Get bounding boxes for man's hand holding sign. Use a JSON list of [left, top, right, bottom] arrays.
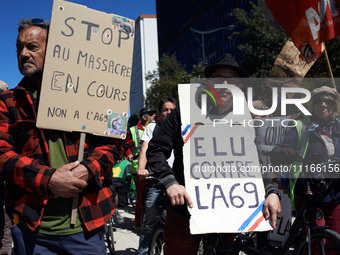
[[166, 183, 194, 208], [36, 0, 134, 224], [48, 161, 88, 198], [0, 0, 133, 252], [147, 54, 281, 254]]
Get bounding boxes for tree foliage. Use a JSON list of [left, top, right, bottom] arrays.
[[127, 113, 139, 128], [144, 2, 294, 108], [230, 2, 288, 78], [306, 37, 340, 80], [228, 2, 288, 104], [145, 53, 186, 109], [144, 53, 204, 110]]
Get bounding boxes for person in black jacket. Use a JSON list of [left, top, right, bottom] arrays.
[[272, 86, 340, 238], [137, 97, 176, 255], [147, 54, 281, 254]]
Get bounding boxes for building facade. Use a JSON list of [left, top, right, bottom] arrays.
[[130, 15, 159, 116], [155, 0, 257, 72]]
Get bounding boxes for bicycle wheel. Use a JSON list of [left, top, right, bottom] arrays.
[[149, 226, 165, 255], [293, 228, 340, 255], [198, 238, 204, 255], [106, 218, 116, 255]]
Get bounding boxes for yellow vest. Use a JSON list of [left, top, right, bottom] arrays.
[[129, 125, 144, 173]]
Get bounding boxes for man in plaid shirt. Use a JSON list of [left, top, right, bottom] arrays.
[[0, 19, 124, 254]]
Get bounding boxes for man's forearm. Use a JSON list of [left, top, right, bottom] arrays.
[[137, 142, 148, 171]]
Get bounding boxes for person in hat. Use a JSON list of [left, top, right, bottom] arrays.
[[271, 86, 340, 245], [203, 53, 249, 117], [147, 54, 281, 254], [124, 107, 156, 171], [125, 107, 156, 162], [124, 107, 156, 230]]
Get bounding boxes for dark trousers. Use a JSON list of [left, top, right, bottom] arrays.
[[0, 181, 12, 255], [11, 224, 106, 255], [0, 207, 12, 255], [163, 208, 237, 255], [163, 208, 206, 255], [134, 177, 146, 227]]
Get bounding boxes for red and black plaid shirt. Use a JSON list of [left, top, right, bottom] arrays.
[[0, 78, 124, 231]]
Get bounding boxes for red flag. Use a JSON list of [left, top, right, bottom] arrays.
[[264, 0, 340, 63]]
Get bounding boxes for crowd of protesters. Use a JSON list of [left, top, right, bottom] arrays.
[[1, 16, 340, 255]]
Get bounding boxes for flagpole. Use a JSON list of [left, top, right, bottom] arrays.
[[322, 42, 336, 90]]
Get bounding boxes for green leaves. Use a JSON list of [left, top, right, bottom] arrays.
[[229, 2, 288, 104], [230, 2, 287, 78], [144, 53, 204, 110]]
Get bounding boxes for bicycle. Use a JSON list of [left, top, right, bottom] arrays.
[[139, 176, 166, 255], [111, 159, 137, 208], [103, 214, 116, 255], [204, 154, 340, 255], [148, 213, 166, 255], [143, 176, 204, 255], [125, 163, 137, 208]]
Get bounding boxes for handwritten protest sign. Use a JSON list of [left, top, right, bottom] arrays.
[[179, 83, 272, 234], [255, 117, 291, 241], [37, 0, 134, 139], [269, 39, 319, 79]]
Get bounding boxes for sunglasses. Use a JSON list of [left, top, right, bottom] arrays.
[[18, 18, 49, 32], [314, 99, 336, 106], [211, 76, 241, 86]]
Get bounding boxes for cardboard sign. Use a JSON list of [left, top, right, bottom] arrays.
[[37, 0, 134, 139], [255, 117, 292, 241], [269, 39, 319, 79], [178, 83, 272, 234]]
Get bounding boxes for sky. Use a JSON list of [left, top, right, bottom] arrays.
[[0, 0, 156, 89]]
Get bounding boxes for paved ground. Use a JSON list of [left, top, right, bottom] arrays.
[[107, 204, 139, 255]]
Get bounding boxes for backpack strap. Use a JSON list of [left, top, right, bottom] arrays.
[[130, 125, 142, 151], [289, 116, 311, 210], [296, 115, 311, 157]]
